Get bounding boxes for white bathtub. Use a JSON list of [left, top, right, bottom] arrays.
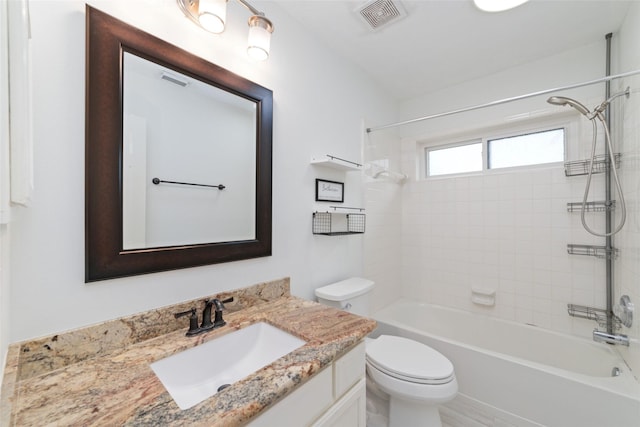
[[372, 299, 640, 427]]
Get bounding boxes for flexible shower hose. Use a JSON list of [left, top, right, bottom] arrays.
[[580, 111, 626, 237]]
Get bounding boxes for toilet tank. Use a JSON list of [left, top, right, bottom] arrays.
[[315, 277, 375, 316]]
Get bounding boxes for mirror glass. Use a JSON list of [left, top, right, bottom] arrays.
[[85, 6, 272, 281], [122, 53, 257, 249]]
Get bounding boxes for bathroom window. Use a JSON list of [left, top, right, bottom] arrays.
[[488, 128, 564, 169], [426, 141, 482, 177], [425, 124, 566, 178]]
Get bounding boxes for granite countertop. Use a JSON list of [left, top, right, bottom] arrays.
[[1, 279, 377, 426]]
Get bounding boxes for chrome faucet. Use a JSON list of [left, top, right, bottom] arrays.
[[591, 295, 633, 346], [593, 329, 629, 346]]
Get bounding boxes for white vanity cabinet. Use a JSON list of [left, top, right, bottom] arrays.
[[247, 341, 366, 427]]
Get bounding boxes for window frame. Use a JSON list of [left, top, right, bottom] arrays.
[[486, 127, 566, 171], [421, 118, 570, 179]]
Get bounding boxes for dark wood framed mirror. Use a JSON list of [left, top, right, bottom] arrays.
[[85, 6, 272, 282]]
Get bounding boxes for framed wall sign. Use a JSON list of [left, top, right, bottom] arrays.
[[315, 179, 344, 202]]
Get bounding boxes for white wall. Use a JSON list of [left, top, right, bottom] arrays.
[[5, 0, 396, 343], [0, 0, 10, 374]]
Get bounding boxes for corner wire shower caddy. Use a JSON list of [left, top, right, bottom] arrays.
[[565, 155, 621, 259], [562, 33, 633, 337], [564, 154, 621, 257]]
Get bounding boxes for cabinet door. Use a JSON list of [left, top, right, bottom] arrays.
[[334, 342, 365, 398], [312, 378, 366, 427], [247, 367, 333, 427]]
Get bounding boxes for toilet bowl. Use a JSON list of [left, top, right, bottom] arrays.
[[366, 335, 458, 426], [315, 278, 458, 427]]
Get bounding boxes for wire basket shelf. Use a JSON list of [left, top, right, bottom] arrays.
[[566, 200, 615, 213], [564, 153, 621, 177], [567, 244, 618, 259], [567, 303, 621, 330], [312, 212, 365, 235]]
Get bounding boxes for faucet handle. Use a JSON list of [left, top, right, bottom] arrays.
[[212, 297, 234, 327], [175, 308, 200, 336], [213, 296, 234, 311]]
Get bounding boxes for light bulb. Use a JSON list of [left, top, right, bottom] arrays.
[[473, 0, 530, 12], [247, 15, 273, 61], [198, 0, 227, 33]]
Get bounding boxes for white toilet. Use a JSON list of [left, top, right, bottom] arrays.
[[315, 278, 458, 427]]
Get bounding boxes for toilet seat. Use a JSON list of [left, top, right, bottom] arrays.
[[366, 335, 455, 385]]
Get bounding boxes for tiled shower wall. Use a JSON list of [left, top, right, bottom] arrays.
[[615, 73, 640, 371], [614, 1, 640, 371], [398, 158, 610, 339], [363, 109, 625, 342], [363, 129, 404, 313], [391, 32, 640, 348]]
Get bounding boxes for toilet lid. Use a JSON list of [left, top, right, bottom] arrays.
[[366, 335, 454, 384]]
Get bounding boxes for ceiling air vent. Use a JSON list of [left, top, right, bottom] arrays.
[[356, 0, 407, 30]]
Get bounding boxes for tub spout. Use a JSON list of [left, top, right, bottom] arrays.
[[593, 329, 629, 346]]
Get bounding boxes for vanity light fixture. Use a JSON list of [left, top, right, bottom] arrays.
[[198, 0, 227, 33], [177, 0, 274, 61], [473, 0, 530, 12]]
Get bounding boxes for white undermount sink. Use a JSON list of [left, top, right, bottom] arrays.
[[150, 322, 307, 410]]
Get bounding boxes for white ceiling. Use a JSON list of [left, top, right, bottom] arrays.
[[275, 0, 633, 101]]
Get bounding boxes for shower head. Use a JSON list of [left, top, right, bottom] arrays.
[[546, 96, 591, 116]]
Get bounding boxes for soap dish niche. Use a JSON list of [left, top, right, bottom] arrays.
[[471, 287, 496, 306]]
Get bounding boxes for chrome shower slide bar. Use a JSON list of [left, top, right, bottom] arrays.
[[366, 68, 640, 133], [152, 177, 226, 190]]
